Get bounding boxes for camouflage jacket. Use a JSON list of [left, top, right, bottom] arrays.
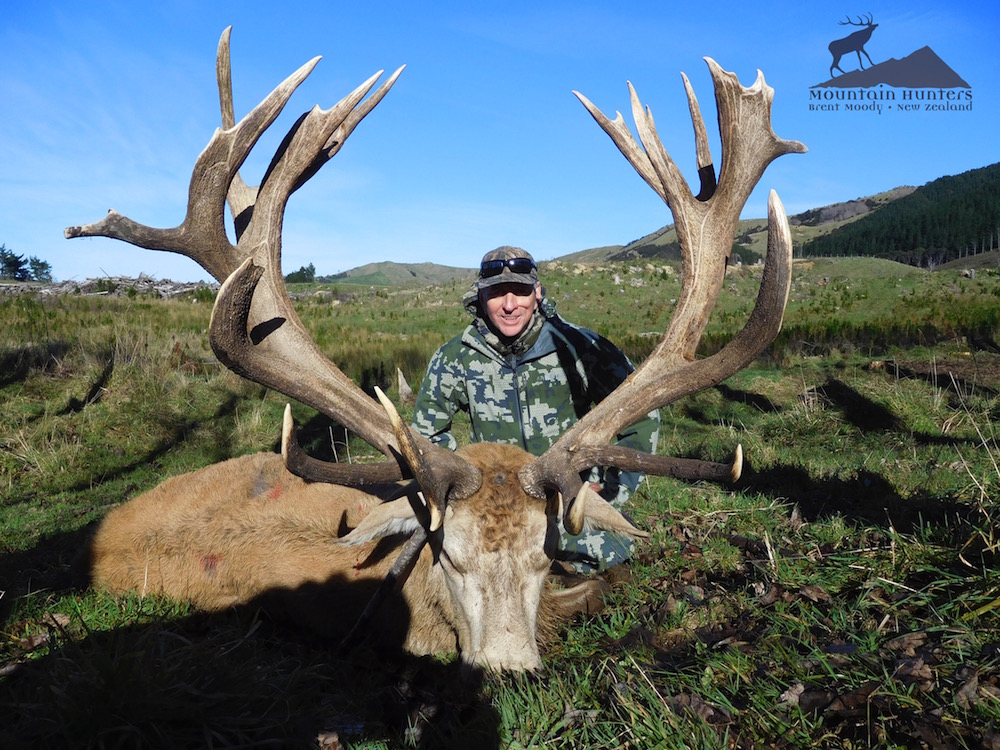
[[412, 300, 660, 501]]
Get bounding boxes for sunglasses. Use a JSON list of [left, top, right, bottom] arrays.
[[479, 257, 537, 279]]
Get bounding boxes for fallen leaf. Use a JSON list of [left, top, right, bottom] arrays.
[[892, 657, 934, 692], [798, 689, 836, 713], [679, 569, 701, 584], [885, 631, 928, 657], [562, 703, 599, 726], [789, 505, 805, 531], [682, 542, 703, 558], [825, 682, 878, 717], [19, 633, 49, 651], [799, 584, 830, 603], [758, 583, 787, 606], [955, 673, 979, 709], [42, 613, 71, 629], [667, 693, 732, 725]]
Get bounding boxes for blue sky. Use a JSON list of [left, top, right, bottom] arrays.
[[2, 1, 996, 282]]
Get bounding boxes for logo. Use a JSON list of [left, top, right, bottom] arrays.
[[809, 14, 971, 114], [828, 14, 879, 78]]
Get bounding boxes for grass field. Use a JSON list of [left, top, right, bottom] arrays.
[[2, 256, 1000, 748]]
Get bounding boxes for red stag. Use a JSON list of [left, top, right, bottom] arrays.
[[67, 29, 805, 672]]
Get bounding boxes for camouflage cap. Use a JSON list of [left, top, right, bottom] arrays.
[[476, 246, 538, 289]]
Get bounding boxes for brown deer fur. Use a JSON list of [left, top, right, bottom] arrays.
[[89, 442, 631, 670]]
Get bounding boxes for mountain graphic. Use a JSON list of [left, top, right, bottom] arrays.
[[812, 46, 970, 89]]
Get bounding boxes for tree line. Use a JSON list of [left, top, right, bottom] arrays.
[[801, 162, 1000, 268], [1, 244, 53, 281]]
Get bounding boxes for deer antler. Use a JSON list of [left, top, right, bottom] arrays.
[[65, 42, 319, 282], [521, 59, 806, 528], [65, 28, 479, 524], [839, 14, 874, 26]]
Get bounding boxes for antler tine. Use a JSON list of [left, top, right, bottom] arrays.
[[681, 72, 717, 201], [216, 26, 256, 235], [216, 23, 406, 235], [206, 65, 448, 460], [707, 60, 806, 206], [280, 404, 406, 487], [322, 66, 406, 164], [65, 39, 319, 283], [523, 61, 804, 521], [557, 187, 793, 447]]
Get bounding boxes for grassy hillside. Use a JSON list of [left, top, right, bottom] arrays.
[[325, 260, 476, 288], [801, 162, 1000, 266], [555, 166, 998, 271], [3, 257, 1000, 748], [547, 187, 918, 267]]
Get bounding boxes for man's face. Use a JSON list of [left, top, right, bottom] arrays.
[[480, 282, 541, 339]]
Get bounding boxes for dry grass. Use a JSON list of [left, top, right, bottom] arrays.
[[3, 260, 1000, 747]]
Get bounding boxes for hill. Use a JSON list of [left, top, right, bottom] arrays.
[[324, 163, 999, 284], [799, 162, 1000, 266], [562, 163, 999, 270], [564, 186, 917, 266], [324, 261, 476, 287]]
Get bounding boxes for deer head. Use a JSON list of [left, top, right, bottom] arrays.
[[66, 31, 805, 668]]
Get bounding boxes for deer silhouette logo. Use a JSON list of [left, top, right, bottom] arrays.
[[829, 14, 878, 77]]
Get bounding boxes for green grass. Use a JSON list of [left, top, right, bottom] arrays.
[[3, 258, 1000, 748]]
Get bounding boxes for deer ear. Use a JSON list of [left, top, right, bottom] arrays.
[[545, 578, 610, 617], [336, 497, 422, 546], [578, 492, 650, 540]]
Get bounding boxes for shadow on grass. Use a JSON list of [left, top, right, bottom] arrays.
[[283, 411, 351, 462], [714, 383, 781, 413], [0, 525, 95, 625], [814, 378, 902, 432], [739, 462, 975, 534], [0, 342, 70, 389], [1, 600, 502, 748], [3, 522, 503, 748], [888, 355, 1000, 396], [59, 357, 114, 415]]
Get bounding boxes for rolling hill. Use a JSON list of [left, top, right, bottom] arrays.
[[322, 261, 476, 288], [327, 162, 999, 285]]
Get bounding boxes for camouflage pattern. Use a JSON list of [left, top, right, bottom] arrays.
[[413, 294, 660, 572]]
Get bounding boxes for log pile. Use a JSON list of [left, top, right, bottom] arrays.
[[0, 274, 218, 299]]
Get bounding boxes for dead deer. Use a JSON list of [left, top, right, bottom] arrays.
[[829, 14, 878, 77], [66, 28, 805, 672]]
